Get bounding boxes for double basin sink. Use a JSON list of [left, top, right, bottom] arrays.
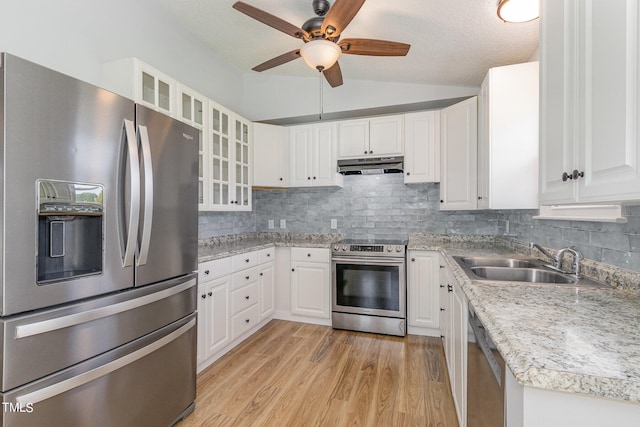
[[453, 256, 610, 288]]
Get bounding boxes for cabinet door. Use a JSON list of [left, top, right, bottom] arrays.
[[369, 115, 404, 157], [539, 0, 579, 205], [234, 115, 252, 208], [577, 0, 640, 203], [451, 282, 468, 427], [440, 97, 478, 211], [337, 119, 369, 158], [404, 111, 440, 183], [259, 262, 275, 320], [408, 251, 440, 329], [312, 122, 337, 185], [139, 62, 175, 116], [291, 261, 330, 318], [253, 123, 288, 187], [477, 77, 490, 209], [178, 85, 208, 210], [209, 104, 232, 208], [290, 125, 313, 187], [203, 277, 231, 358]]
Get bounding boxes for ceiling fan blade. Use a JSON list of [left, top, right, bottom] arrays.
[[323, 62, 343, 88], [321, 0, 366, 38], [233, 2, 310, 40], [252, 49, 301, 72], [339, 38, 411, 56]]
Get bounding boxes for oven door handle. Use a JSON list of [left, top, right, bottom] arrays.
[[332, 256, 405, 265]]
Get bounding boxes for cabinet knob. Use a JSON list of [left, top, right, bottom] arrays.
[[245, 275, 250, 280], [439, 265, 444, 269], [313, 176, 316, 180], [562, 172, 572, 182], [245, 259, 250, 263], [307, 177, 311, 180], [406, 172, 411, 176], [440, 335, 445, 339], [267, 253, 271, 257], [572, 169, 584, 180], [447, 284, 453, 293], [440, 200, 444, 203], [245, 295, 250, 300], [364, 151, 368, 154], [307, 253, 311, 257], [291, 268, 295, 272], [478, 196, 483, 200], [245, 319, 250, 323], [204, 270, 210, 275], [439, 284, 445, 288], [201, 294, 206, 299], [279, 177, 283, 181], [411, 258, 415, 262], [370, 150, 373, 154], [260, 272, 264, 276], [440, 308, 445, 312], [208, 291, 212, 296]]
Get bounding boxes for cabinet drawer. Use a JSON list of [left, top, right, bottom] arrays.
[[231, 304, 260, 339], [231, 266, 260, 290], [258, 247, 275, 264], [231, 251, 258, 272], [291, 247, 330, 263], [231, 283, 259, 315], [198, 257, 232, 282]]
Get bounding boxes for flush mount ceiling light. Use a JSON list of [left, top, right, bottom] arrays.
[[497, 0, 540, 23], [300, 39, 342, 71]]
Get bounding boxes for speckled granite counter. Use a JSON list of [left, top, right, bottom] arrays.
[[409, 233, 640, 404], [198, 232, 344, 262]]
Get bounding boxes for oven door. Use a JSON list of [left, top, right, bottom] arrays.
[[332, 256, 406, 318]]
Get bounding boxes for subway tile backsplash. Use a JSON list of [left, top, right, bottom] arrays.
[[198, 174, 640, 273]]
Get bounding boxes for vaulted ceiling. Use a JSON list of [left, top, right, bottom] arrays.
[[157, 0, 539, 88]]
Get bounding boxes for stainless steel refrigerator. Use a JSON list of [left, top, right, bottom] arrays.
[[0, 53, 199, 426]]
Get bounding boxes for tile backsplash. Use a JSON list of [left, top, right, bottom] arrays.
[[198, 174, 640, 272]]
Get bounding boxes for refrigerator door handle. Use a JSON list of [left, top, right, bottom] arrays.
[[137, 125, 154, 266], [15, 318, 196, 405], [122, 119, 140, 267]]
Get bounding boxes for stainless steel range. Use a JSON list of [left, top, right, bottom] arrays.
[[331, 240, 407, 336]]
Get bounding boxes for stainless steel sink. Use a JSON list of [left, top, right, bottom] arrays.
[[469, 266, 576, 284], [452, 255, 610, 287], [458, 256, 540, 269]]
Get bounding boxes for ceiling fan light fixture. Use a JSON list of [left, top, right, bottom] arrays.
[[497, 0, 539, 23], [300, 39, 341, 71]]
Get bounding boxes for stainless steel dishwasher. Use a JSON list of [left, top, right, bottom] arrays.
[[467, 304, 505, 427]]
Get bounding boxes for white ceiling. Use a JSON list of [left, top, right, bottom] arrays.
[[157, 0, 539, 87]]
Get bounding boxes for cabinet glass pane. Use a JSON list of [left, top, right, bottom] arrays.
[[142, 72, 155, 105], [222, 138, 229, 158], [236, 164, 241, 184], [198, 156, 203, 178], [182, 93, 192, 121], [198, 130, 203, 151], [194, 100, 203, 125], [222, 160, 229, 181], [242, 145, 249, 165], [212, 108, 220, 132], [212, 134, 220, 156], [213, 159, 220, 180], [243, 186, 249, 205], [158, 80, 171, 111], [222, 114, 228, 135], [213, 183, 220, 204], [236, 186, 241, 206], [236, 142, 242, 161], [242, 123, 249, 143], [243, 166, 248, 184], [198, 181, 203, 204], [236, 120, 241, 139], [222, 184, 229, 204]]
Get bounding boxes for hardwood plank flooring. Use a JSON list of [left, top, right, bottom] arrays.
[[177, 320, 459, 427]]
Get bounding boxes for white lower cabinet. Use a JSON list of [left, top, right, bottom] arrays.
[[407, 251, 440, 333], [440, 258, 468, 427], [197, 246, 275, 371], [290, 248, 331, 319]]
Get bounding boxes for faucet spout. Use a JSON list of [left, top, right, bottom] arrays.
[[529, 242, 557, 264], [556, 246, 584, 278]]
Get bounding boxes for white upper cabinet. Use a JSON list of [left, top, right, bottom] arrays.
[[540, 0, 640, 204], [337, 116, 404, 159], [289, 123, 343, 188], [477, 62, 539, 209], [404, 111, 441, 183], [253, 123, 289, 188], [440, 97, 478, 211], [177, 84, 207, 209], [101, 58, 176, 117]]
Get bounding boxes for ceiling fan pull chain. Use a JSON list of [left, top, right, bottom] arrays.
[[319, 70, 323, 120]]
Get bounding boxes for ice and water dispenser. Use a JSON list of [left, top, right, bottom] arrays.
[[37, 180, 104, 283]]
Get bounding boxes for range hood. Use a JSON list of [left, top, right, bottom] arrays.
[[337, 156, 404, 175]]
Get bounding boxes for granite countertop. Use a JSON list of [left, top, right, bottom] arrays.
[[198, 232, 344, 262], [409, 234, 640, 404]]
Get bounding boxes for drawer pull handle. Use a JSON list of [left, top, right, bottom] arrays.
[[245, 319, 250, 323], [245, 275, 250, 280], [245, 296, 250, 300], [201, 294, 206, 299], [307, 253, 311, 257], [204, 270, 210, 275], [267, 253, 271, 257], [260, 272, 264, 276], [208, 291, 212, 296], [245, 259, 250, 263]]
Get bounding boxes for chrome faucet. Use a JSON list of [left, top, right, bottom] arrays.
[[529, 242, 557, 264], [556, 246, 584, 278]]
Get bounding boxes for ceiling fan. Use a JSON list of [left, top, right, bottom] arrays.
[[232, 0, 411, 88]]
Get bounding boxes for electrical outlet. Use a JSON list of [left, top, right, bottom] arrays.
[[280, 219, 286, 229], [330, 219, 337, 229], [268, 220, 274, 229]]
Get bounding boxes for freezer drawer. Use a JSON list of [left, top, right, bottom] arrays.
[[0, 313, 196, 427], [1, 274, 196, 392]]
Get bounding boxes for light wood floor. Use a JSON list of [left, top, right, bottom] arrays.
[[177, 320, 459, 427]]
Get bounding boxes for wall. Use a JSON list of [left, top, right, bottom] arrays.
[[0, 0, 245, 112]]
